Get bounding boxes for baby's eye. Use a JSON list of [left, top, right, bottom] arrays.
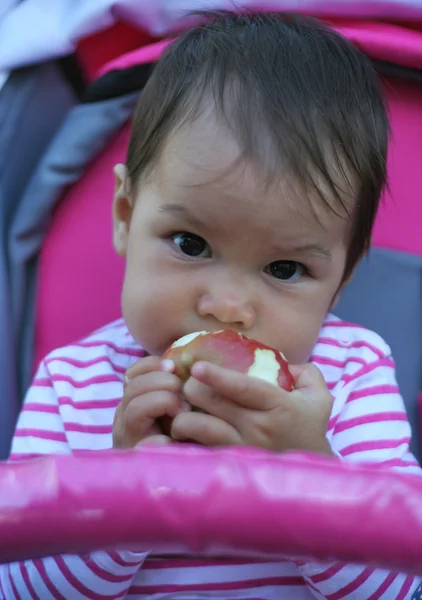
[[171, 232, 211, 258], [265, 260, 306, 281]]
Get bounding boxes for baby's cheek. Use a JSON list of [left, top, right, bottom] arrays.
[[279, 313, 323, 365]]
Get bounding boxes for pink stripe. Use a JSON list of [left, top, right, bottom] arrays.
[[32, 378, 52, 387], [93, 320, 125, 334], [51, 373, 121, 388], [322, 319, 365, 329], [330, 408, 401, 433], [311, 562, 344, 584], [33, 560, 70, 600], [378, 457, 419, 469], [59, 396, 120, 410], [334, 411, 408, 434], [8, 564, 22, 600], [312, 354, 366, 369], [85, 559, 132, 583], [9, 453, 44, 461], [347, 384, 399, 403], [65, 422, 112, 434], [14, 428, 67, 443], [341, 358, 395, 385], [107, 552, 144, 567], [397, 576, 414, 600], [22, 403, 59, 415], [131, 576, 304, 593], [54, 555, 124, 599], [341, 437, 410, 457], [326, 567, 373, 599], [294, 559, 306, 567], [306, 578, 324, 596], [317, 337, 384, 359], [328, 413, 340, 432], [19, 563, 39, 600], [366, 572, 397, 600], [46, 355, 127, 375], [75, 340, 143, 357]]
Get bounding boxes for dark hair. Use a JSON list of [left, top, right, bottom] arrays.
[[126, 10, 390, 282]]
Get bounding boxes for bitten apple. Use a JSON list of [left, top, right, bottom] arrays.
[[159, 329, 294, 436], [164, 329, 294, 389]]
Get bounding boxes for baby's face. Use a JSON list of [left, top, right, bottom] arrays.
[[114, 118, 351, 364]]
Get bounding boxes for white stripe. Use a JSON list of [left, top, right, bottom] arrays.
[[47, 358, 129, 380], [141, 560, 298, 585], [339, 443, 411, 462], [0, 567, 18, 600], [11, 437, 69, 456], [53, 381, 123, 398], [67, 431, 112, 450], [336, 393, 405, 420], [61, 554, 132, 596], [38, 556, 97, 600], [334, 420, 410, 448], [310, 565, 392, 598], [16, 412, 62, 432], [60, 405, 116, 426], [20, 561, 57, 600], [94, 551, 146, 575]]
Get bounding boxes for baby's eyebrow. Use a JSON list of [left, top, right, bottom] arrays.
[[158, 203, 205, 228], [288, 243, 333, 261]]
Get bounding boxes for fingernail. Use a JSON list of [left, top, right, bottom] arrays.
[[124, 374, 130, 385], [161, 359, 175, 372], [191, 362, 205, 377]]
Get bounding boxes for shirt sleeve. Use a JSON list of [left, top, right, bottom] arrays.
[[0, 360, 147, 600], [295, 350, 422, 599]]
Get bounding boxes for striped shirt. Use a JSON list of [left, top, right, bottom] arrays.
[[1, 314, 421, 599]]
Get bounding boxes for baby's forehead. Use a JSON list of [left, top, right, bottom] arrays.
[[156, 120, 354, 239]]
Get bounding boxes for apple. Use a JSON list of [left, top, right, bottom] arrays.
[[160, 329, 294, 436]]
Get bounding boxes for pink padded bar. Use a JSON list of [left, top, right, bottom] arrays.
[[1, 446, 422, 574]]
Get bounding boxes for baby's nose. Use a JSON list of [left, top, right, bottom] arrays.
[[197, 293, 255, 330]]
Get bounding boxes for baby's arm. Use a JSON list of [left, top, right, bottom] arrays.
[[295, 351, 422, 599], [0, 360, 147, 600]]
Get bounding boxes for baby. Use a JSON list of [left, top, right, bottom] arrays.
[[2, 10, 421, 600]]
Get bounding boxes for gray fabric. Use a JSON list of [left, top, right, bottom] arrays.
[[335, 248, 422, 460], [0, 62, 77, 458], [9, 90, 140, 441]]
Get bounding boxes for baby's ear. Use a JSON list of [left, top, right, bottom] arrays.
[[112, 164, 132, 257]]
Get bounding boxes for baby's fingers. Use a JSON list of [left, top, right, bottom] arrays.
[[123, 371, 183, 413], [190, 361, 282, 411], [125, 356, 175, 381], [114, 390, 187, 448], [124, 390, 186, 429], [135, 435, 173, 448], [289, 363, 329, 397]]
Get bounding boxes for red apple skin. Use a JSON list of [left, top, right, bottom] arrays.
[[159, 330, 294, 437]]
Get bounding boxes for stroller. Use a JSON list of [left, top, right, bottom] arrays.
[[0, 0, 422, 580]]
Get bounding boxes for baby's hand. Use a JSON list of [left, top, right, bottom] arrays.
[[170, 362, 334, 455], [113, 357, 186, 449]]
